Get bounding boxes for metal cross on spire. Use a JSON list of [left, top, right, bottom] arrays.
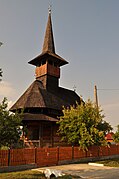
[[48, 3, 52, 14], [73, 85, 77, 92]]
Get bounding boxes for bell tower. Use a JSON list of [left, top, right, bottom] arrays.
[[28, 9, 68, 90]]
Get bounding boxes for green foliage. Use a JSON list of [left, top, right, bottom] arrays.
[[113, 125, 119, 143], [96, 158, 119, 167], [58, 99, 112, 151], [0, 98, 23, 148]]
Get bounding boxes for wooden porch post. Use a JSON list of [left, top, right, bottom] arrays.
[[39, 124, 41, 147]]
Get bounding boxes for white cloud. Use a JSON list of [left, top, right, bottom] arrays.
[[0, 81, 16, 100], [102, 102, 119, 131]]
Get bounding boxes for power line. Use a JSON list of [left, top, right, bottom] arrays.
[[98, 89, 119, 91]]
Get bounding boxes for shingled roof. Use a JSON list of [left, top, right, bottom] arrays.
[[10, 80, 80, 112], [22, 113, 58, 122], [42, 11, 55, 54]]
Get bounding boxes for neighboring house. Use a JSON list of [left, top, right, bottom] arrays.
[[10, 10, 82, 147], [105, 132, 115, 145]]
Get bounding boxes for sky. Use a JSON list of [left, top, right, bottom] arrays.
[[0, 0, 119, 131]]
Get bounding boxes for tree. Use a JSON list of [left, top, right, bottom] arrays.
[[0, 98, 23, 148], [113, 125, 119, 143], [57, 99, 112, 151]]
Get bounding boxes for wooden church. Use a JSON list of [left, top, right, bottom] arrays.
[[10, 9, 81, 147]]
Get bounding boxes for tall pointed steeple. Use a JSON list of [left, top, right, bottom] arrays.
[[42, 9, 55, 54], [28, 7, 68, 89], [28, 8, 68, 67]]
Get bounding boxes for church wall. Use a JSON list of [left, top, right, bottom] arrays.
[[24, 121, 63, 148], [35, 63, 60, 78]]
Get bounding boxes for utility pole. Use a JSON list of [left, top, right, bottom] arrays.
[[0, 42, 3, 80], [94, 85, 98, 108]]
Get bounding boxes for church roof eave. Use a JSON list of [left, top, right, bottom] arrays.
[[28, 51, 68, 66]]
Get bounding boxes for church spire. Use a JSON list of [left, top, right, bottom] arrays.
[[28, 8, 68, 67], [42, 7, 55, 54]]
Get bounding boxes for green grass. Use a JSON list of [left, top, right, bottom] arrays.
[[0, 170, 79, 179], [96, 158, 119, 167], [0, 170, 43, 179]]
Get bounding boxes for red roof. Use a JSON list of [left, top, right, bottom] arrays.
[[105, 132, 114, 140]]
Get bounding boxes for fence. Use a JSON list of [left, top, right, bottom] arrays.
[[0, 145, 119, 167]]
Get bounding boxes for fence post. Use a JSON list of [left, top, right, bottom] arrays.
[[72, 146, 74, 160], [57, 146, 59, 165], [108, 145, 110, 156], [98, 146, 100, 157], [8, 148, 10, 166], [85, 149, 87, 158], [35, 147, 37, 165]]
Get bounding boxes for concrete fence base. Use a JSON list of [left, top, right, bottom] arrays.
[[0, 164, 37, 173]]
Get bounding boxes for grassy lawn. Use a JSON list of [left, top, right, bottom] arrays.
[[0, 170, 43, 179], [96, 158, 119, 167], [0, 170, 79, 179]]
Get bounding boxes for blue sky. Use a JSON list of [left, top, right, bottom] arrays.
[[0, 0, 119, 131]]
